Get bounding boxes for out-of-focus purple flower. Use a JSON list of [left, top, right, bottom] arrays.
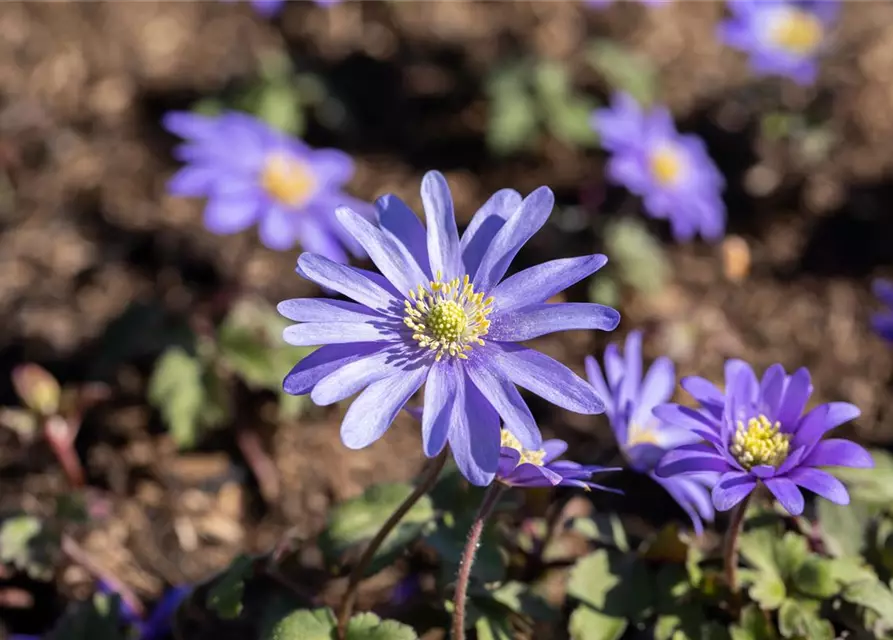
[[497, 430, 619, 492], [872, 279, 893, 343], [585, 331, 715, 534], [164, 110, 368, 259], [718, 0, 838, 85], [655, 360, 874, 515], [279, 170, 619, 486], [592, 93, 726, 243], [251, 0, 285, 16], [585, 0, 670, 7]]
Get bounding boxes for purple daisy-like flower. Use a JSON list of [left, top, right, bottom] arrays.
[[585, 0, 670, 7], [655, 359, 874, 515], [497, 430, 619, 491], [584, 331, 715, 534], [718, 0, 838, 85], [279, 170, 620, 485], [592, 93, 726, 243], [164, 110, 368, 259], [872, 279, 893, 343]]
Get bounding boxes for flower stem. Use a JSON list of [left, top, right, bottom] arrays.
[[336, 449, 448, 637], [451, 483, 505, 640], [723, 493, 752, 596]]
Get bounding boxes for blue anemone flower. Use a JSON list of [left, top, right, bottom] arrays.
[[872, 279, 893, 343], [585, 331, 715, 534], [497, 430, 619, 492], [164, 110, 368, 259], [718, 0, 838, 85], [655, 360, 874, 515], [592, 93, 726, 243], [279, 171, 620, 485]]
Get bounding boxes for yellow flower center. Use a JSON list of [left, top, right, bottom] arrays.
[[729, 414, 791, 470], [260, 154, 316, 206], [770, 8, 824, 56], [403, 272, 494, 361], [626, 422, 660, 447], [501, 429, 546, 467], [650, 145, 684, 186]]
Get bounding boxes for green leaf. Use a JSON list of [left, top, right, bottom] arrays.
[[256, 83, 305, 136], [148, 347, 206, 448], [345, 612, 418, 639], [321, 483, 435, 574], [46, 592, 124, 640], [827, 450, 890, 504], [792, 556, 839, 599], [485, 64, 538, 155], [469, 581, 556, 640], [604, 217, 671, 296], [0, 515, 53, 580], [817, 499, 872, 558], [842, 579, 893, 626], [774, 533, 810, 579], [567, 513, 629, 552], [586, 40, 658, 107], [266, 608, 336, 640], [568, 605, 627, 640], [206, 554, 253, 620], [428, 513, 504, 583], [777, 598, 833, 640], [567, 549, 652, 619], [730, 604, 777, 640]]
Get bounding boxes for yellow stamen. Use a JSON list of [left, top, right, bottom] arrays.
[[729, 415, 790, 470], [403, 273, 493, 361], [626, 422, 660, 448], [260, 153, 316, 206], [770, 7, 824, 56], [650, 145, 684, 186], [501, 429, 546, 467]]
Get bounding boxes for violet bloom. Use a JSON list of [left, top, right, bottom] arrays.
[[497, 430, 619, 491], [592, 93, 726, 243], [585, 0, 670, 7], [279, 171, 619, 485], [718, 0, 838, 85], [873, 279, 893, 343], [655, 360, 874, 515], [164, 110, 367, 259], [251, 0, 284, 16], [585, 331, 715, 534]]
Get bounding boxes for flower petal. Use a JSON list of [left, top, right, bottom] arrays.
[[502, 463, 564, 488], [680, 376, 724, 417], [489, 255, 608, 314], [297, 253, 397, 313], [776, 367, 812, 429], [787, 468, 849, 505], [461, 188, 522, 280], [278, 299, 383, 323], [632, 356, 675, 424], [541, 439, 569, 465], [498, 447, 522, 477], [421, 171, 462, 279], [482, 343, 605, 414], [340, 367, 427, 449], [712, 471, 757, 512], [311, 346, 410, 405], [203, 193, 261, 235], [652, 404, 722, 443], [422, 359, 459, 458], [464, 358, 541, 450], [874, 279, 893, 308], [656, 446, 730, 476], [618, 331, 643, 416], [802, 439, 874, 469], [584, 356, 615, 418], [759, 363, 786, 420], [283, 342, 383, 395], [259, 205, 299, 251], [472, 186, 555, 293], [376, 194, 431, 279], [652, 474, 714, 535], [488, 303, 620, 341], [168, 165, 218, 197], [282, 321, 397, 346], [448, 375, 501, 486], [791, 402, 860, 450], [764, 476, 805, 516]]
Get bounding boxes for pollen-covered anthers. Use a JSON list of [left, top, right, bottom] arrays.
[[626, 422, 660, 448], [403, 272, 494, 361], [500, 429, 546, 467], [730, 414, 791, 470], [650, 145, 685, 187], [770, 7, 823, 56], [260, 153, 316, 206]]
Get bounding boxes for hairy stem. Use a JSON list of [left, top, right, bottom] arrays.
[[723, 493, 752, 596], [336, 449, 448, 637], [452, 483, 505, 640]]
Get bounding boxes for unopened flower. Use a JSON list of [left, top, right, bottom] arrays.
[[872, 279, 893, 343], [655, 360, 873, 515], [497, 430, 619, 491], [164, 111, 367, 258], [592, 93, 726, 242], [718, 0, 838, 85], [585, 331, 715, 533], [279, 171, 619, 485]]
